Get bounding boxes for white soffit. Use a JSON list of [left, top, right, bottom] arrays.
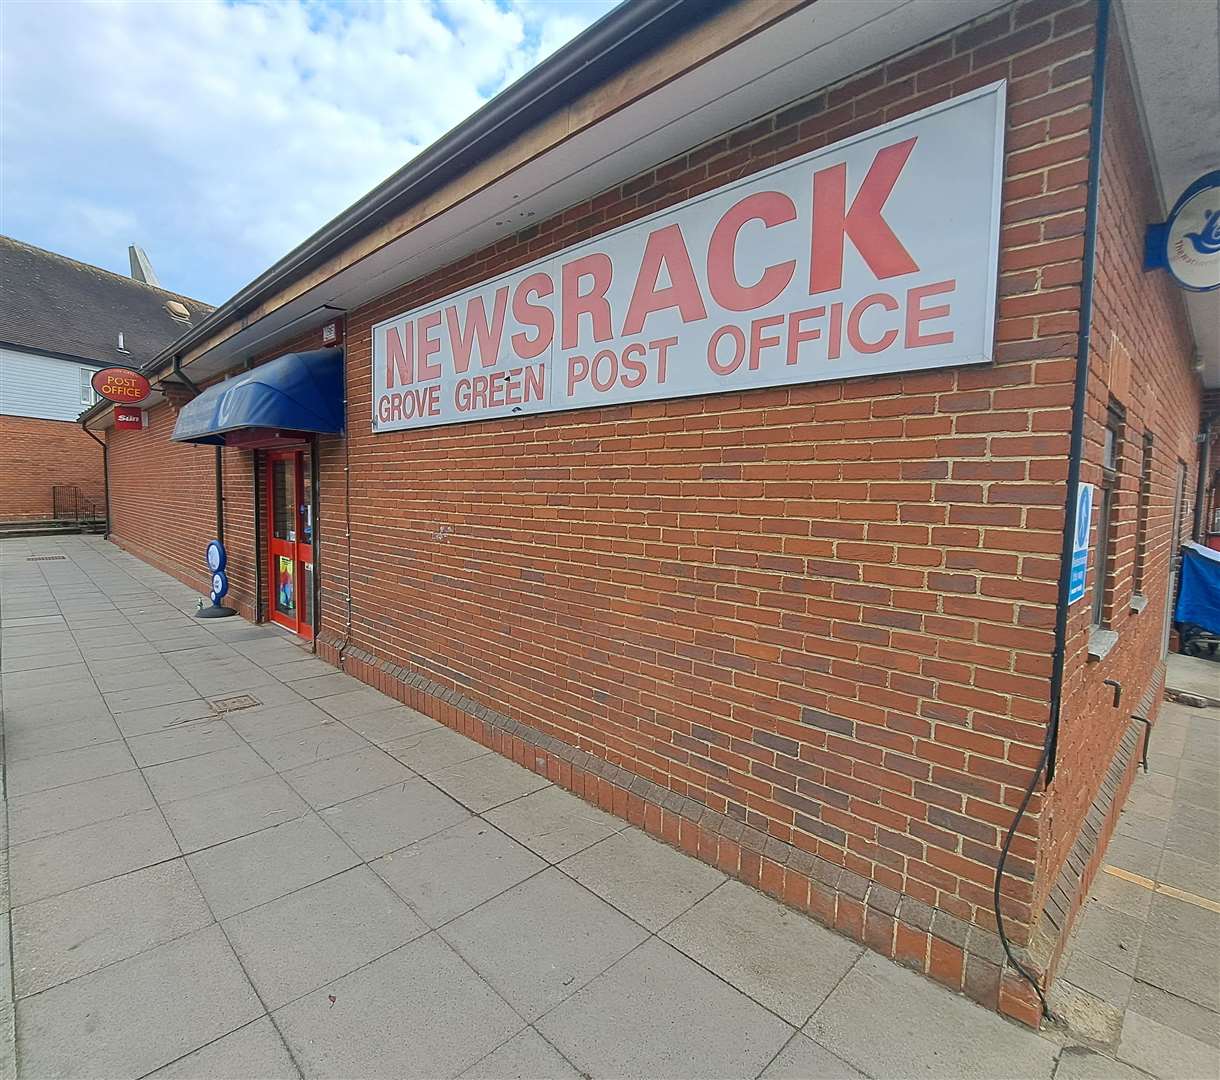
[[186, 0, 1013, 380], [1121, 0, 1220, 388]]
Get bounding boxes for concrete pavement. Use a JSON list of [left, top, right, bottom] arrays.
[[0, 535, 1211, 1079]]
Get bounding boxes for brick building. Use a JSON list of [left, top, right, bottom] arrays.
[[0, 237, 210, 523], [80, 0, 1218, 1027]]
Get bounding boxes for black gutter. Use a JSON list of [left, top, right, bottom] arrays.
[[992, 0, 1112, 1021], [82, 426, 110, 539], [126, 0, 734, 388]]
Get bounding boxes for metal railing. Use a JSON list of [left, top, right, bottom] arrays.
[[51, 486, 104, 522]]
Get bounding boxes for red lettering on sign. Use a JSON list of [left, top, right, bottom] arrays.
[[622, 223, 707, 335], [810, 137, 919, 294], [384, 325, 413, 388], [708, 191, 798, 311], [511, 273, 555, 360], [561, 254, 613, 349], [447, 287, 509, 373]]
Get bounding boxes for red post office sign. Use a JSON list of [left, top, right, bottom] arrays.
[[92, 367, 151, 404], [113, 407, 145, 430]]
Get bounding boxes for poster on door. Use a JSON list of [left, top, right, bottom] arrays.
[[277, 556, 295, 614]]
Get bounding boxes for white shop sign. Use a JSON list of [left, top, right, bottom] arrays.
[[372, 82, 1006, 433]]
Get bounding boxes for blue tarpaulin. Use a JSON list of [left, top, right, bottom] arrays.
[[171, 348, 345, 444], [1176, 542, 1220, 636]]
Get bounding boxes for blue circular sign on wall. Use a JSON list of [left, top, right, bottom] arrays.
[[1150, 170, 1220, 293]]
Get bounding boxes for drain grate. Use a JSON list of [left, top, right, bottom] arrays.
[[209, 694, 261, 712], [26, 555, 67, 561]]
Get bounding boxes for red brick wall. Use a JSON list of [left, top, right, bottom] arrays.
[[106, 402, 261, 618], [1040, 30, 1200, 908], [0, 415, 106, 521], [317, 0, 1103, 948]]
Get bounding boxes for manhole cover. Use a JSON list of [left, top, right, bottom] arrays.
[[209, 694, 261, 712], [26, 555, 67, 561]]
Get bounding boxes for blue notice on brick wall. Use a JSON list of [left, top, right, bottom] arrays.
[[1067, 482, 1094, 605]]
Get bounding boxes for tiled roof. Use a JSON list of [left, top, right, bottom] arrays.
[[0, 235, 213, 367]]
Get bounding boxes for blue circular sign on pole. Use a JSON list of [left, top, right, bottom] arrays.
[[206, 540, 227, 573], [210, 570, 229, 602], [196, 539, 236, 619]]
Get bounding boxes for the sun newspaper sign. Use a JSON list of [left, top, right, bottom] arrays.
[[371, 82, 1005, 433]]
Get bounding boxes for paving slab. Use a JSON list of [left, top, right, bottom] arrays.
[[15, 924, 262, 1080], [111, 698, 219, 737], [127, 716, 242, 767], [272, 933, 523, 1080], [286, 672, 364, 701], [441, 867, 647, 1022], [281, 746, 413, 809], [538, 937, 792, 1080], [1127, 980, 1220, 1050], [560, 827, 725, 931], [225, 700, 333, 741], [0, 662, 90, 690], [246, 721, 369, 772], [5, 715, 121, 761], [1157, 850, 1219, 901], [160, 774, 310, 853], [186, 813, 360, 919], [103, 681, 203, 713], [143, 744, 275, 804], [6, 740, 135, 797], [319, 777, 470, 859], [1055, 1045, 1148, 1080], [8, 807, 179, 907], [12, 860, 212, 997], [6, 770, 152, 856], [428, 750, 552, 812], [760, 1033, 868, 1078], [806, 952, 1058, 1080], [1135, 920, 1219, 1011], [385, 725, 492, 775], [1116, 1009, 1219, 1080], [371, 817, 545, 927], [458, 1027, 579, 1080], [148, 1016, 300, 1080], [340, 704, 439, 746], [661, 879, 862, 1026], [313, 688, 400, 721], [484, 785, 625, 863], [223, 867, 427, 1009]]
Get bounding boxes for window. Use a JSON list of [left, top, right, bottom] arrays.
[[1091, 405, 1123, 628], [79, 367, 97, 406], [1132, 432, 1154, 601]]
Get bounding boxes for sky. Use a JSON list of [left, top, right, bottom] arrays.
[[1, 0, 618, 306]]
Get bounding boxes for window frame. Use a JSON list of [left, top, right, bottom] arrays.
[[79, 366, 98, 407], [1091, 404, 1124, 629], [1132, 431, 1154, 600]]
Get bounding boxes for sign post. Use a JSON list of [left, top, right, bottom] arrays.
[[195, 539, 237, 619]]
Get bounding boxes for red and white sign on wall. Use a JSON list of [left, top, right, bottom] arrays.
[[372, 82, 1005, 433], [113, 407, 145, 430]]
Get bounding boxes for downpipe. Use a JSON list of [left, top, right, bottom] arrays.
[[992, 0, 1112, 1023]]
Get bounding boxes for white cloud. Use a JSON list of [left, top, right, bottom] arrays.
[[0, 0, 617, 303]]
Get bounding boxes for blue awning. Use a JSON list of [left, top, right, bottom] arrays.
[[171, 348, 345, 444]]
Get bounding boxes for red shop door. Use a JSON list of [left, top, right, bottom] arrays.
[[266, 449, 314, 639]]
